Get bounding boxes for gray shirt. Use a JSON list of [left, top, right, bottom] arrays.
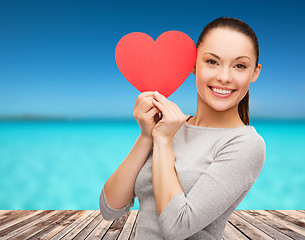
[[99, 114, 266, 240]]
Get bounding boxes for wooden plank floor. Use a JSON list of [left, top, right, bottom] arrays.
[[0, 210, 304, 239]]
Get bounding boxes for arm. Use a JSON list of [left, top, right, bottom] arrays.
[[156, 133, 266, 240], [152, 137, 183, 216], [99, 133, 153, 220]]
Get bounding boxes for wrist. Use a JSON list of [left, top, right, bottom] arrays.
[[153, 136, 172, 146], [139, 133, 153, 143]]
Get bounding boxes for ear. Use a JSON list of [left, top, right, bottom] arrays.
[[250, 64, 262, 83], [192, 64, 196, 76]]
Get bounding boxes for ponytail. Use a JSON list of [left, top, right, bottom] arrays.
[[238, 91, 250, 125]]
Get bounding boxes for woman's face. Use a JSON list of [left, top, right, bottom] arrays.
[[193, 28, 261, 112]]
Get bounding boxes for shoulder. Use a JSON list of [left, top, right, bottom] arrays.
[[217, 126, 265, 154], [215, 126, 266, 185]]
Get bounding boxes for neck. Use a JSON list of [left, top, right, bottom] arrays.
[[190, 92, 245, 128]]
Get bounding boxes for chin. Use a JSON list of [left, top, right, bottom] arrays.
[[211, 107, 230, 112], [209, 102, 237, 112]]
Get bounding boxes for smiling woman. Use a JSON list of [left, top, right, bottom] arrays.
[[192, 23, 261, 128], [99, 17, 266, 240]]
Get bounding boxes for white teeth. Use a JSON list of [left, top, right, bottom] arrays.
[[211, 87, 233, 94]]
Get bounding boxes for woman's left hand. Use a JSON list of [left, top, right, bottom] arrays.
[[151, 91, 187, 143]]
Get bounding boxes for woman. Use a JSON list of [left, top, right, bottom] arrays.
[[99, 17, 266, 240]]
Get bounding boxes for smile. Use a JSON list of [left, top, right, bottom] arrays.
[[209, 87, 236, 97]]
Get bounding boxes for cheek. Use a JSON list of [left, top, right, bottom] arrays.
[[196, 67, 215, 83], [233, 73, 252, 89]]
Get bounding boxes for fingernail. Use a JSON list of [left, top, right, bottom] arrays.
[[155, 91, 159, 95]]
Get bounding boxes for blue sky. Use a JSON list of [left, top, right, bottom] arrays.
[[0, 0, 304, 119]]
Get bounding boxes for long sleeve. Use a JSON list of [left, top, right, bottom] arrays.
[[158, 131, 266, 240], [99, 187, 135, 221]]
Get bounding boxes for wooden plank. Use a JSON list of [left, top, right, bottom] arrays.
[[10, 210, 71, 240], [34, 210, 88, 240], [0, 210, 43, 232], [268, 210, 305, 229], [235, 210, 293, 239], [102, 211, 130, 240], [277, 210, 305, 224], [50, 210, 94, 240], [84, 217, 113, 240], [0, 210, 37, 227], [0, 210, 59, 239], [73, 211, 103, 240], [117, 210, 138, 240], [0, 210, 16, 220], [245, 210, 305, 240], [0, 211, 11, 216], [0, 210, 19, 219], [26, 210, 80, 240], [56, 210, 100, 239], [223, 220, 248, 240], [265, 210, 305, 236], [222, 223, 240, 240], [129, 217, 138, 240], [229, 212, 274, 240], [0, 210, 304, 240]]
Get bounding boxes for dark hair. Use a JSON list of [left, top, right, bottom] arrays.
[[196, 17, 259, 125]]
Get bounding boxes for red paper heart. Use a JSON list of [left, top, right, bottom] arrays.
[[115, 31, 197, 98]]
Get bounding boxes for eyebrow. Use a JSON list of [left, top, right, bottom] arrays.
[[203, 52, 251, 61]]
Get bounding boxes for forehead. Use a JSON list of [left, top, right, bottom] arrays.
[[198, 28, 255, 58]]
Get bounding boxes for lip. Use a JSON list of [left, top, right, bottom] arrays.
[[209, 86, 236, 98], [209, 86, 236, 91]]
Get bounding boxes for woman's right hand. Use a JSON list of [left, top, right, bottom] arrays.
[[133, 91, 161, 139]]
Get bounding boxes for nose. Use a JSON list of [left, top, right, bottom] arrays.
[[216, 67, 232, 84]]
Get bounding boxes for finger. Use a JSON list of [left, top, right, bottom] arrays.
[[136, 95, 153, 110], [168, 101, 186, 122], [140, 91, 157, 96], [135, 91, 157, 106], [153, 91, 177, 117], [153, 91, 174, 112], [152, 98, 169, 116], [146, 106, 161, 119], [141, 96, 155, 113], [169, 101, 183, 116], [134, 97, 145, 114], [141, 91, 156, 97], [153, 92, 185, 123], [153, 91, 171, 107]]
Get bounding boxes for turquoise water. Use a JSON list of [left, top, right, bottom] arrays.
[[0, 119, 304, 210]]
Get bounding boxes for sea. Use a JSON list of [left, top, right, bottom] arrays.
[[0, 118, 304, 210]]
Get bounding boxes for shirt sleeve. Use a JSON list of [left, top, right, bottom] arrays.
[[99, 186, 135, 221], [158, 131, 266, 240]]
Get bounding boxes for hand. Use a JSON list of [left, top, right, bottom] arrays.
[[133, 92, 162, 139], [151, 91, 187, 142]]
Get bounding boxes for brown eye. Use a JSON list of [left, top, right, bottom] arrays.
[[207, 59, 217, 65], [236, 64, 246, 69]]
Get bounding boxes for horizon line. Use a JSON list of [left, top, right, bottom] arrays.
[[0, 114, 305, 122]]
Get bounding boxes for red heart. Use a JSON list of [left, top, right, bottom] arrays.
[[115, 31, 197, 98]]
